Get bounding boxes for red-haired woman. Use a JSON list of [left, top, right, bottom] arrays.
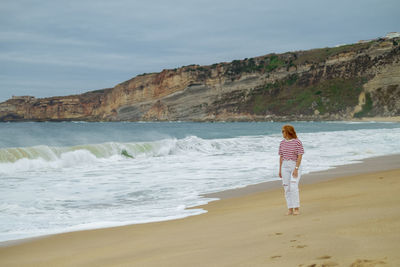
[[279, 125, 304, 215]]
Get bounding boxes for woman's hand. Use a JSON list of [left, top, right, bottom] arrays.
[[292, 169, 298, 178], [279, 170, 282, 178]]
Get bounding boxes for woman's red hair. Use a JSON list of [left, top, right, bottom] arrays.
[[282, 125, 298, 139]]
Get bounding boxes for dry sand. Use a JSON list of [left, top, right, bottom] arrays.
[[0, 156, 399, 266]]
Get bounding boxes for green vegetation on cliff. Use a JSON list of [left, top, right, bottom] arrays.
[[292, 42, 372, 65], [246, 76, 365, 116], [226, 54, 288, 75], [354, 93, 373, 118]]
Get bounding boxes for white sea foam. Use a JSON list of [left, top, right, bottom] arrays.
[[0, 124, 399, 243]]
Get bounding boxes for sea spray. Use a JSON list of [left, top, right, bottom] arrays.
[[1, 121, 399, 242]]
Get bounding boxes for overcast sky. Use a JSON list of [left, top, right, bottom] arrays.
[[0, 0, 399, 102]]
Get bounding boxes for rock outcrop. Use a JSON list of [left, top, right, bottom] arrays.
[[1, 37, 399, 122]]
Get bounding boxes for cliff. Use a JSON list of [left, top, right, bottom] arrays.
[[1, 37, 399, 122]]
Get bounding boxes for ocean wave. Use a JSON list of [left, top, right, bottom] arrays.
[[0, 141, 163, 173], [1, 124, 400, 243], [1, 126, 400, 174], [0, 136, 253, 173]]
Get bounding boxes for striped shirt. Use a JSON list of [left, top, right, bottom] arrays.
[[279, 138, 304, 161]]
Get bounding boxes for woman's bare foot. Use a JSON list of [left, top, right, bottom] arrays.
[[293, 208, 300, 215], [287, 209, 293, 215]]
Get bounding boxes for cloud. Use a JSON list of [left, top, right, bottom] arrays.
[[0, 0, 399, 102], [0, 51, 129, 70], [0, 31, 102, 47]]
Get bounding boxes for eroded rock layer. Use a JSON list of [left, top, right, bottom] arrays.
[[1, 38, 399, 121]]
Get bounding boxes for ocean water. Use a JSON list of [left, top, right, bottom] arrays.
[[1, 121, 399, 242]]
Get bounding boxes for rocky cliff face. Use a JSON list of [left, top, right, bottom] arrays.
[[1, 38, 399, 122]]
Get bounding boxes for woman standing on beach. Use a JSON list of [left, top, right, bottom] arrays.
[[279, 125, 304, 215]]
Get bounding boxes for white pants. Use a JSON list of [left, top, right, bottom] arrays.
[[281, 160, 301, 209]]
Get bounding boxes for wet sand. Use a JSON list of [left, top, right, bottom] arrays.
[[350, 116, 400, 123], [205, 154, 400, 199], [0, 155, 399, 266]]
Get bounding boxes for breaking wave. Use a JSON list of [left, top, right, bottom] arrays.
[[0, 136, 258, 173]]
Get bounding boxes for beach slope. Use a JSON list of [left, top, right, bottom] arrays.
[[0, 168, 399, 266]]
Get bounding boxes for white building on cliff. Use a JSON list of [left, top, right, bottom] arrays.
[[385, 32, 400, 39]]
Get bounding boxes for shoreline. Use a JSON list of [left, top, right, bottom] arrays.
[[1, 116, 400, 123], [0, 154, 399, 248], [348, 116, 400, 123], [0, 159, 399, 266], [1, 153, 399, 249], [0, 170, 399, 266], [205, 153, 400, 200]]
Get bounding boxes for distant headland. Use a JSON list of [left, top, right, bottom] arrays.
[[1, 34, 399, 122]]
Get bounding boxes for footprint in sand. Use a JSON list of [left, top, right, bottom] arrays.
[[316, 255, 332, 260], [350, 259, 386, 266], [270, 255, 282, 259], [290, 239, 297, 242], [306, 262, 338, 267], [308, 256, 339, 267], [275, 232, 283, 235], [296, 245, 307, 248]]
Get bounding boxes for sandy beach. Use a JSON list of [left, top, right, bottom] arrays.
[[350, 116, 400, 123], [1, 155, 399, 266]]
